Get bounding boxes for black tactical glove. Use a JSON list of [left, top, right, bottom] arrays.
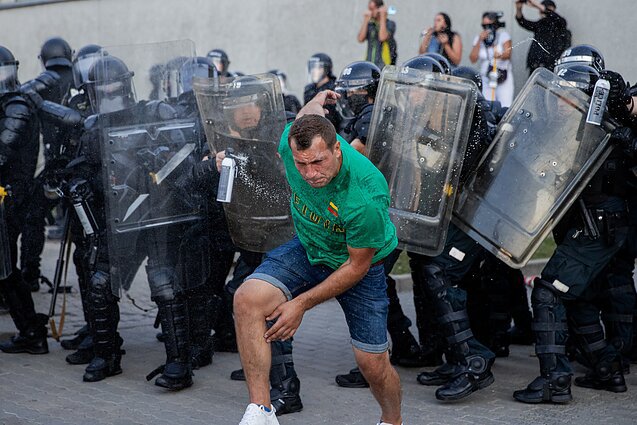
[[611, 126, 636, 154], [600, 70, 632, 114]]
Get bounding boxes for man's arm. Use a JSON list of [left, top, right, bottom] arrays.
[[264, 245, 376, 342], [296, 90, 340, 120], [515, 1, 539, 31], [377, 6, 390, 42], [357, 10, 372, 43]]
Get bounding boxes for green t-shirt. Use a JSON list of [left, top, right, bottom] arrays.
[[278, 122, 397, 270]]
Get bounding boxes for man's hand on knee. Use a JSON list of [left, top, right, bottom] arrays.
[[264, 299, 306, 342]]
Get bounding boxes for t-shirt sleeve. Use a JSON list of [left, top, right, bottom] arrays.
[[345, 193, 388, 249], [500, 31, 512, 44], [278, 121, 294, 156]]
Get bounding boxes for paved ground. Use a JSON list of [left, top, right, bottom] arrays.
[[1, 239, 636, 425]]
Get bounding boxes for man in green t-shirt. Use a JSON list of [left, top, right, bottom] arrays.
[[230, 91, 403, 425]]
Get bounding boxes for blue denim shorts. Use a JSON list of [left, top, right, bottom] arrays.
[[247, 237, 389, 353]]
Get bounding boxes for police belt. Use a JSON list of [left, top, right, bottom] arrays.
[[576, 205, 629, 244]]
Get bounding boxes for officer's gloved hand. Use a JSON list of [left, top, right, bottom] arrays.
[[601, 70, 632, 114], [611, 126, 637, 154]]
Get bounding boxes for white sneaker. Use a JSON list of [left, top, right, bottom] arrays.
[[239, 403, 280, 425]]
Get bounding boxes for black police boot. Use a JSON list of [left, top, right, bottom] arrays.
[[513, 373, 572, 403], [574, 360, 627, 393], [0, 313, 49, 354], [84, 352, 122, 382], [336, 367, 369, 388], [188, 290, 214, 370], [389, 329, 429, 367], [61, 324, 90, 350], [513, 280, 572, 404], [417, 361, 459, 386], [270, 340, 303, 415], [230, 368, 246, 381], [66, 335, 94, 365], [151, 298, 193, 391], [435, 356, 495, 401], [0, 275, 49, 354], [83, 271, 123, 382]]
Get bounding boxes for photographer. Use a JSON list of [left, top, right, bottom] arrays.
[[418, 13, 463, 67], [516, 0, 570, 73], [470, 11, 514, 107], [357, 0, 397, 69]]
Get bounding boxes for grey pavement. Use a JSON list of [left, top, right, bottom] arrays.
[[1, 239, 636, 425]]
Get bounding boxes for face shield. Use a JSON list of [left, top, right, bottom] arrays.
[[0, 63, 19, 94], [180, 62, 215, 94], [223, 92, 265, 132], [335, 79, 371, 119], [88, 77, 136, 114], [307, 59, 326, 84], [210, 56, 226, 74], [73, 53, 101, 90]]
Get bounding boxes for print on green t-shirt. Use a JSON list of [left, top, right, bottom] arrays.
[[278, 122, 397, 270]]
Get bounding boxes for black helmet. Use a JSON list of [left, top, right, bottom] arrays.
[[555, 44, 605, 73], [72, 44, 102, 90], [0, 45, 19, 95], [402, 55, 445, 74], [335, 61, 380, 118], [307, 53, 333, 84], [207, 49, 230, 73], [452, 66, 483, 91], [86, 55, 136, 114], [39, 37, 73, 69], [423, 53, 452, 75], [555, 63, 599, 96], [179, 56, 216, 94]]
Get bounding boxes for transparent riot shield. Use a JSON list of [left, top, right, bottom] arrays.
[[96, 41, 210, 296], [193, 73, 295, 252], [453, 68, 616, 268], [366, 66, 477, 256], [0, 186, 11, 280]]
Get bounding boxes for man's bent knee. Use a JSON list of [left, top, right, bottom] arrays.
[[234, 278, 286, 319]]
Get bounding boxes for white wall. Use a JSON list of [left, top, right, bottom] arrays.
[[0, 0, 634, 99]]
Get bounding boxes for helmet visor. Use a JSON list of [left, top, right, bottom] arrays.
[[73, 53, 100, 90], [307, 59, 326, 84], [0, 64, 18, 94]]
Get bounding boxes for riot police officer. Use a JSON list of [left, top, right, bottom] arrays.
[[514, 64, 631, 403], [207, 48, 231, 78], [0, 45, 49, 355], [303, 53, 341, 131], [268, 69, 302, 115], [20, 37, 75, 292], [76, 53, 201, 390]]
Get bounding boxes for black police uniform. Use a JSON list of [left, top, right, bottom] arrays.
[[0, 89, 49, 355]]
